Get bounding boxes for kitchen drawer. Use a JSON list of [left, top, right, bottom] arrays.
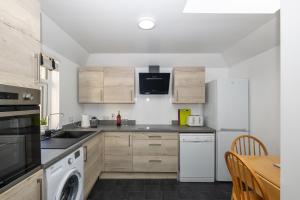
[[133, 140, 178, 156], [133, 156, 178, 172], [133, 132, 178, 140], [104, 155, 132, 172]]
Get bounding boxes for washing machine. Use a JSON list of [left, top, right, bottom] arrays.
[[45, 147, 84, 200]]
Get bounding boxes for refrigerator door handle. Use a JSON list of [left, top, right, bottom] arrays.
[[220, 128, 247, 132]]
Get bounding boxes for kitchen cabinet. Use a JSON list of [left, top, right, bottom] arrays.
[[78, 68, 104, 103], [0, 0, 40, 89], [104, 132, 133, 171], [0, 170, 43, 200], [132, 132, 178, 173], [82, 134, 102, 199], [172, 67, 205, 103], [103, 67, 135, 103], [78, 67, 135, 104]]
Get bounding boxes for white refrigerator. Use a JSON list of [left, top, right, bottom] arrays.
[[204, 79, 249, 181]]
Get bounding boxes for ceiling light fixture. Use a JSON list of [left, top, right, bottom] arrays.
[[183, 0, 280, 14], [138, 17, 155, 30]]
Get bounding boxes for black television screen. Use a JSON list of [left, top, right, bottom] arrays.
[[139, 73, 170, 94]]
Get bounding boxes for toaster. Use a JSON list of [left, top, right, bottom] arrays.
[[187, 115, 204, 127]]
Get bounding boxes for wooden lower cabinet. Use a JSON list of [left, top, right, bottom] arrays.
[[133, 156, 178, 172], [133, 139, 178, 156], [103, 132, 179, 174], [132, 132, 178, 173], [83, 134, 102, 199], [104, 132, 133, 171], [0, 170, 43, 200]]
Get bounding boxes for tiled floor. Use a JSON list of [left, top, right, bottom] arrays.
[[88, 179, 232, 200]]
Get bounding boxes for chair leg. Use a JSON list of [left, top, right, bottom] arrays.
[[231, 187, 236, 200]]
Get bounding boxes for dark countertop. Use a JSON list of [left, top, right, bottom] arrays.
[[64, 124, 215, 133]]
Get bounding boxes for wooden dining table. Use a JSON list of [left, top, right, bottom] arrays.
[[242, 155, 280, 200]]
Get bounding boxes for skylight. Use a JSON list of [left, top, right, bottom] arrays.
[[183, 0, 280, 14]]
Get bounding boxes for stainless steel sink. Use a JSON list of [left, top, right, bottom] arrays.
[[52, 131, 94, 139]]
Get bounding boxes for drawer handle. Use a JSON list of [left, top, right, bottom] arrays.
[[149, 144, 162, 146], [37, 178, 43, 200], [148, 136, 162, 139], [149, 160, 162, 163]]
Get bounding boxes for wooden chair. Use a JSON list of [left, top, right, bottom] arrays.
[[225, 151, 269, 200], [231, 135, 268, 156]]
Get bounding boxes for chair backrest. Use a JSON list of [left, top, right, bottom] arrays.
[[231, 135, 268, 156], [225, 151, 269, 200]]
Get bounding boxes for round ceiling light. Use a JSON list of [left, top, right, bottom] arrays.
[[138, 17, 155, 30]]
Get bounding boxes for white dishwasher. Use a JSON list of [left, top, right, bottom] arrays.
[[179, 133, 215, 182]]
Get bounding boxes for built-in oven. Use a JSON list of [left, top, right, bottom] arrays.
[[0, 85, 41, 189]]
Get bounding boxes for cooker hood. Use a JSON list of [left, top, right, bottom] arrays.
[[139, 65, 170, 95]]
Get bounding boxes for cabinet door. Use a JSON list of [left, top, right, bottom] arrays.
[[78, 69, 104, 103], [103, 67, 135, 103], [174, 68, 205, 87], [103, 86, 134, 103], [0, 170, 43, 200], [83, 134, 101, 199], [133, 156, 178, 172], [173, 67, 205, 104], [175, 86, 205, 103], [104, 132, 133, 171], [0, 0, 40, 89], [133, 139, 178, 156]]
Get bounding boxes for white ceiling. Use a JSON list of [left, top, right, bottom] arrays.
[[41, 0, 275, 53]]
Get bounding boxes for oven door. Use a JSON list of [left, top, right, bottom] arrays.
[[0, 106, 41, 188]]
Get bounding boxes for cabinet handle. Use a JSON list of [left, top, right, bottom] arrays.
[[128, 135, 131, 147], [83, 146, 88, 162], [149, 144, 162, 147], [35, 53, 40, 83], [37, 178, 43, 200], [148, 136, 162, 139], [149, 160, 162, 163]]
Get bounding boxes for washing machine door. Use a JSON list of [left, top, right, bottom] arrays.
[[56, 169, 83, 200]]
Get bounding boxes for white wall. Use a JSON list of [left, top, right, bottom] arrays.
[[281, 1, 300, 199], [229, 46, 280, 155], [41, 13, 86, 126], [42, 45, 83, 126], [223, 13, 280, 66], [84, 53, 228, 124], [41, 13, 89, 66]]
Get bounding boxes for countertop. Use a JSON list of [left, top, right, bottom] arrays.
[[64, 124, 215, 133], [41, 124, 215, 168]]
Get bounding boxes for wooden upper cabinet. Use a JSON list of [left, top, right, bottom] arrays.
[[103, 67, 135, 103], [173, 67, 206, 104], [78, 68, 104, 103], [78, 67, 135, 104], [0, 0, 40, 89]]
